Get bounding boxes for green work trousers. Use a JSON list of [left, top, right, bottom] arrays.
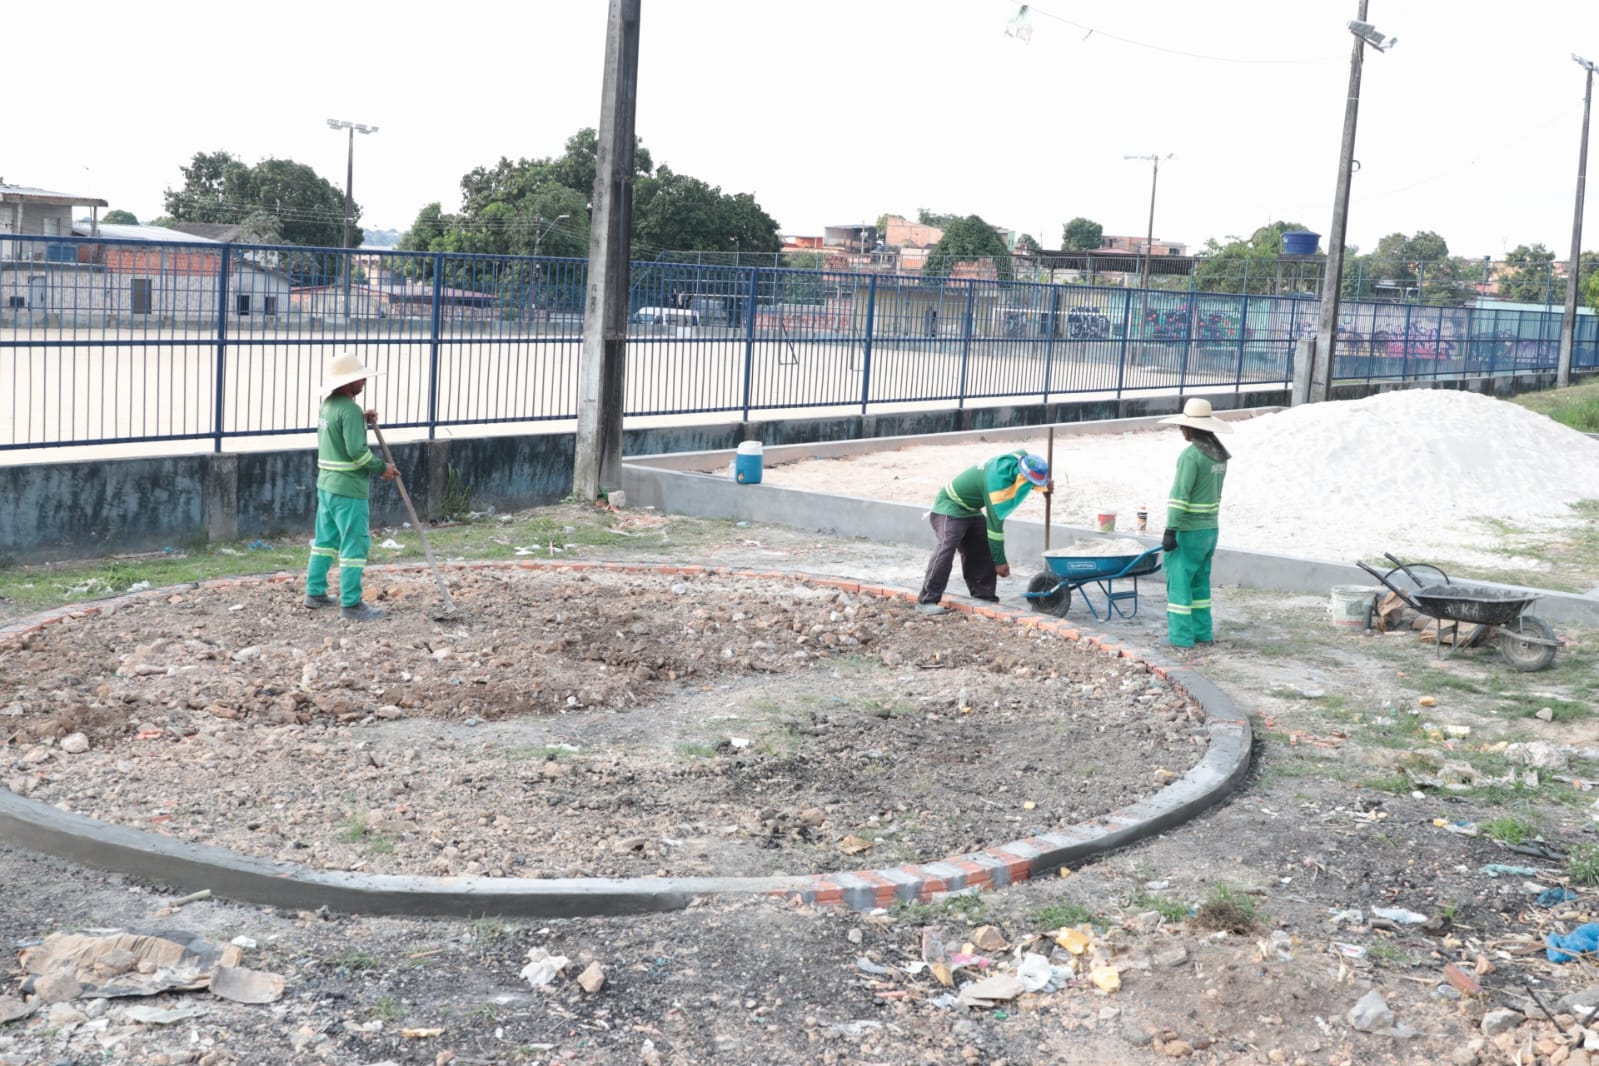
[[1165, 527, 1219, 648], [306, 489, 371, 608]]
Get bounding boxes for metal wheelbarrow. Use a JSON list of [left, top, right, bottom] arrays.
[[1357, 553, 1563, 672], [1025, 546, 1164, 622]]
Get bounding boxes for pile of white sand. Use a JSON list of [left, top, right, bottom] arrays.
[[759, 390, 1599, 571]]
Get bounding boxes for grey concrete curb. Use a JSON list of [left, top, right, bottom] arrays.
[[0, 562, 1251, 917]]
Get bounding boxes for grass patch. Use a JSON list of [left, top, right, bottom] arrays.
[[673, 741, 719, 759], [1512, 382, 1599, 432], [330, 950, 380, 972], [1130, 891, 1190, 923], [1357, 774, 1412, 795], [1568, 844, 1599, 886], [470, 917, 506, 942], [1480, 816, 1542, 845], [1193, 883, 1260, 935], [1033, 901, 1104, 931], [370, 996, 401, 1020], [893, 891, 987, 925]]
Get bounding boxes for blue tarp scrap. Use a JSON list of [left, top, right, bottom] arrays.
[[1547, 922, 1599, 963], [1537, 887, 1579, 908]]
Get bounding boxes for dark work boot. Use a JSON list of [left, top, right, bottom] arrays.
[[304, 593, 333, 609], [340, 602, 387, 622]]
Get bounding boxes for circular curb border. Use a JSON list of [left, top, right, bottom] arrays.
[[0, 560, 1252, 917]]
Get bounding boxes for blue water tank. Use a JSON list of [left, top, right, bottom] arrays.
[[1282, 231, 1320, 256]]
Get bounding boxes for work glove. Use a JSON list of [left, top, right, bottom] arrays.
[[1161, 528, 1177, 553]]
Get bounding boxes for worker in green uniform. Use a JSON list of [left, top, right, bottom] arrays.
[[305, 353, 397, 621], [1159, 398, 1233, 647], [916, 450, 1051, 615]]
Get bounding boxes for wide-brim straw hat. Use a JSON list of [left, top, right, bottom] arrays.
[[318, 352, 382, 398], [1159, 397, 1234, 434]]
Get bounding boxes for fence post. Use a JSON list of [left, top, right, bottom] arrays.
[[859, 275, 877, 415], [741, 267, 758, 422], [1400, 302, 1414, 382], [212, 247, 231, 453], [1042, 284, 1060, 402], [957, 281, 976, 410], [1114, 291, 1135, 398], [426, 254, 443, 439], [1234, 293, 1249, 392]]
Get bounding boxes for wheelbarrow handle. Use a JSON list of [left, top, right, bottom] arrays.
[[1357, 561, 1422, 614]]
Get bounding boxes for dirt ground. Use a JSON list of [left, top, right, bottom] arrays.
[[5, 508, 1599, 1066]]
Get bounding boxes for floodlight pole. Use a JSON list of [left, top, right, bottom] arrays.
[[1307, 0, 1372, 405], [327, 118, 377, 324], [1559, 55, 1596, 387]]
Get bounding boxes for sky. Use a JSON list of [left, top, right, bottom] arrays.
[[11, 0, 1599, 259]]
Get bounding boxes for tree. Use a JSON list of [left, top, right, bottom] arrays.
[[631, 166, 781, 258], [1193, 221, 1312, 295], [923, 215, 1013, 280], [916, 208, 963, 230], [1061, 217, 1103, 252], [1498, 244, 1559, 304], [1015, 233, 1042, 255], [102, 209, 139, 225], [163, 151, 349, 248]]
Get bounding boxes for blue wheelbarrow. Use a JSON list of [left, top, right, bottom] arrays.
[[1024, 546, 1164, 621]]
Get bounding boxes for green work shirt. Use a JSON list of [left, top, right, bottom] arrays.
[[316, 394, 385, 499], [930, 450, 1037, 566], [1166, 444, 1226, 531]]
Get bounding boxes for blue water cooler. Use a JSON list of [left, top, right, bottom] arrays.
[[735, 440, 763, 484]]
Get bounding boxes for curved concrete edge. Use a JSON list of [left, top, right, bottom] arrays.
[[0, 562, 1251, 916]]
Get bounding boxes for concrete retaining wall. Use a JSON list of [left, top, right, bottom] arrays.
[[0, 373, 1582, 564]]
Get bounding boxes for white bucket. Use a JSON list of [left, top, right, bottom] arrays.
[[1330, 585, 1377, 630]]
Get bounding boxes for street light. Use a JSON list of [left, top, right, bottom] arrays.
[[533, 214, 570, 258], [1304, 3, 1393, 404], [1123, 154, 1173, 294], [1559, 55, 1597, 387], [327, 118, 377, 322]]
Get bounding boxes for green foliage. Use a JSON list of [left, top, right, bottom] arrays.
[[1130, 891, 1190, 922], [1061, 217, 1103, 252], [1479, 817, 1540, 845], [1498, 243, 1559, 304], [1034, 901, 1105, 930], [1516, 381, 1599, 433], [892, 891, 987, 924], [923, 214, 1014, 281], [1569, 843, 1599, 886], [102, 209, 139, 225], [1014, 233, 1042, 255], [632, 166, 782, 259], [1193, 221, 1313, 295], [440, 466, 473, 522], [164, 150, 348, 249], [1193, 883, 1259, 934], [916, 208, 964, 230]]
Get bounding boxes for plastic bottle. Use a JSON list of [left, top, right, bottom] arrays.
[[1136, 505, 1148, 533]]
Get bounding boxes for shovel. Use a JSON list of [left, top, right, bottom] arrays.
[[371, 423, 457, 617]]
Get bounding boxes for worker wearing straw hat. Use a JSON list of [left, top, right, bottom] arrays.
[[1159, 398, 1232, 648], [305, 353, 397, 621]]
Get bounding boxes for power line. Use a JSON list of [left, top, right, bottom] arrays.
[[1002, 0, 1337, 66]]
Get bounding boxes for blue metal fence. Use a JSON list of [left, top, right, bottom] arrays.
[[2, 233, 1596, 453]]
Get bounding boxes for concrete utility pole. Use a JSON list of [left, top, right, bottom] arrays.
[[573, 0, 641, 501], [1559, 55, 1597, 388], [1123, 154, 1171, 294], [1307, 3, 1373, 404]]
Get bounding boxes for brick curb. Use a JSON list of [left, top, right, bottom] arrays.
[[0, 561, 1251, 916]]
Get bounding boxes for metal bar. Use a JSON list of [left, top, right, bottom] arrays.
[[741, 266, 757, 422], [212, 246, 231, 453], [957, 281, 975, 410], [427, 253, 443, 439], [859, 275, 877, 415]]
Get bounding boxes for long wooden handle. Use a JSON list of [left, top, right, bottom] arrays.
[[372, 425, 456, 613], [1043, 427, 1055, 552]]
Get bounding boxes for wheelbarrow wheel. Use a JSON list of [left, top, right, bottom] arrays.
[[1500, 614, 1557, 672], [1027, 572, 1072, 617]]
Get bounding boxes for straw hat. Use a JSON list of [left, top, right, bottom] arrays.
[[1159, 397, 1233, 434], [318, 352, 381, 398]]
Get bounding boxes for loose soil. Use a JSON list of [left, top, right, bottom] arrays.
[[6, 508, 1599, 1066], [3, 567, 1197, 880]]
